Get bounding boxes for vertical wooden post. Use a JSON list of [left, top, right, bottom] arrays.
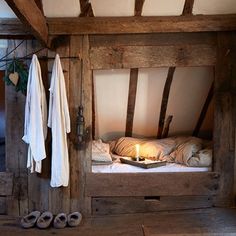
[[81, 35, 92, 215], [214, 32, 236, 207], [125, 68, 138, 137]]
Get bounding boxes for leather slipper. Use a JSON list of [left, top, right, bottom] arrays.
[[21, 211, 41, 228], [67, 212, 82, 227], [53, 213, 67, 229], [36, 211, 53, 229]]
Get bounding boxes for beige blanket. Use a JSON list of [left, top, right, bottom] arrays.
[[112, 136, 212, 167]]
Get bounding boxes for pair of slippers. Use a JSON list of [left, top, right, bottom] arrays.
[[21, 211, 82, 229]]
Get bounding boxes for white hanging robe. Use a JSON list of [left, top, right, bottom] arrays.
[[48, 54, 70, 187], [22, 54, 47, 173]]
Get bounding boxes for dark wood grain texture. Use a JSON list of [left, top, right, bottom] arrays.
[[48, 14, 236, 35], [92, 196, 213, 215], [182, 0, 194, 15], [193, 82, 214, 137], [213, 32, 236, 207], [135, 0, 145, 16], [90, 45, 216, 69], [157, 67, 175, 138], [125, 68, 138, 137], [86, 172, 220, 197]]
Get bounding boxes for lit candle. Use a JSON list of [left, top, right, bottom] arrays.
[[135, 144, 140, 161]]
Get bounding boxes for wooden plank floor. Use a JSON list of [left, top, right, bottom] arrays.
[[1, 208, 236, 236]]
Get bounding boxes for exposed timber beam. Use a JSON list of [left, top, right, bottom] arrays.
[[47, 14, 236, 35], [5, 0, 49, 47], [125, 68, 139, 137], [192, 82, 214, 137], [135, 0, 145, 16], [157, 67, 175, 139], [182, 0, 194, 15], [80, 0, 94, 17]]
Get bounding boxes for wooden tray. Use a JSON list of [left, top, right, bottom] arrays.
[[120, 157, 167, 169]]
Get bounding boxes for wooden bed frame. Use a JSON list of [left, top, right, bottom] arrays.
[[1, 30, 236, 216]]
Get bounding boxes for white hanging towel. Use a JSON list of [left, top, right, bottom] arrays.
[[22, 54, 47, 173], [48, 54, 71, 187]]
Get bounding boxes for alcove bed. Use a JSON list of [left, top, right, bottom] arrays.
[[82, 32, 231, 215]]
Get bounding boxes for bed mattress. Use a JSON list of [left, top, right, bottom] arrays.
[[92, 154, 211, 173]]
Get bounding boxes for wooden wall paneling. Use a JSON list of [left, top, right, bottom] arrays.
[[92, 196, 213, 215], [193, 81, 214, 137], [81, 35, 92, 216], [125, 68, 138, 137], [0, 172, 13, 196], [0, 19, 30, 38], [0, 197, 6, 214], [47, 14, 236, 35], [89, 33, 217, 48], [157, 67, 175, 139], [86, 172, 220, 197], [213, 32, 236, 207], [90, 44, 216, 69], [26, 39, 50, 213], [5, 40, 28, 216], [69, 35, 83, 212], [47, 36, 71, 214]]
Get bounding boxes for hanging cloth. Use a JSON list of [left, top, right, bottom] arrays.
[[48, 54, 70, 187], [22, 54, 47, 173]]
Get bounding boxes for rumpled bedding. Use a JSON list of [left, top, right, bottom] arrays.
[[92, 139, 112, 165], [111, 136, 212, 167]]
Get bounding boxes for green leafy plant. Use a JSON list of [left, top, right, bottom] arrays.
[[3, 59, 28, 95]]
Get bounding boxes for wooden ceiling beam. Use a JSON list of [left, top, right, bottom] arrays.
[[48, 14, 236, 35], [135, 0, 145, 16], [5, 0, 49, 47]]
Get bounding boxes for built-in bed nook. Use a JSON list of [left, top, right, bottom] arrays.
[[82, 32, 233, 216], [92, 66, 214, 174]]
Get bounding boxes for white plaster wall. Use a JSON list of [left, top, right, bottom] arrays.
[[94, 67, 214, 141], [91, 0, 135, 16], [132, 68, 167, 138], [166, 67, 214, 136], [193, 0, 236, 15], [142, 0, 185, 16], [42, 0, 81, 17], [94, 69, 130, 141]]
